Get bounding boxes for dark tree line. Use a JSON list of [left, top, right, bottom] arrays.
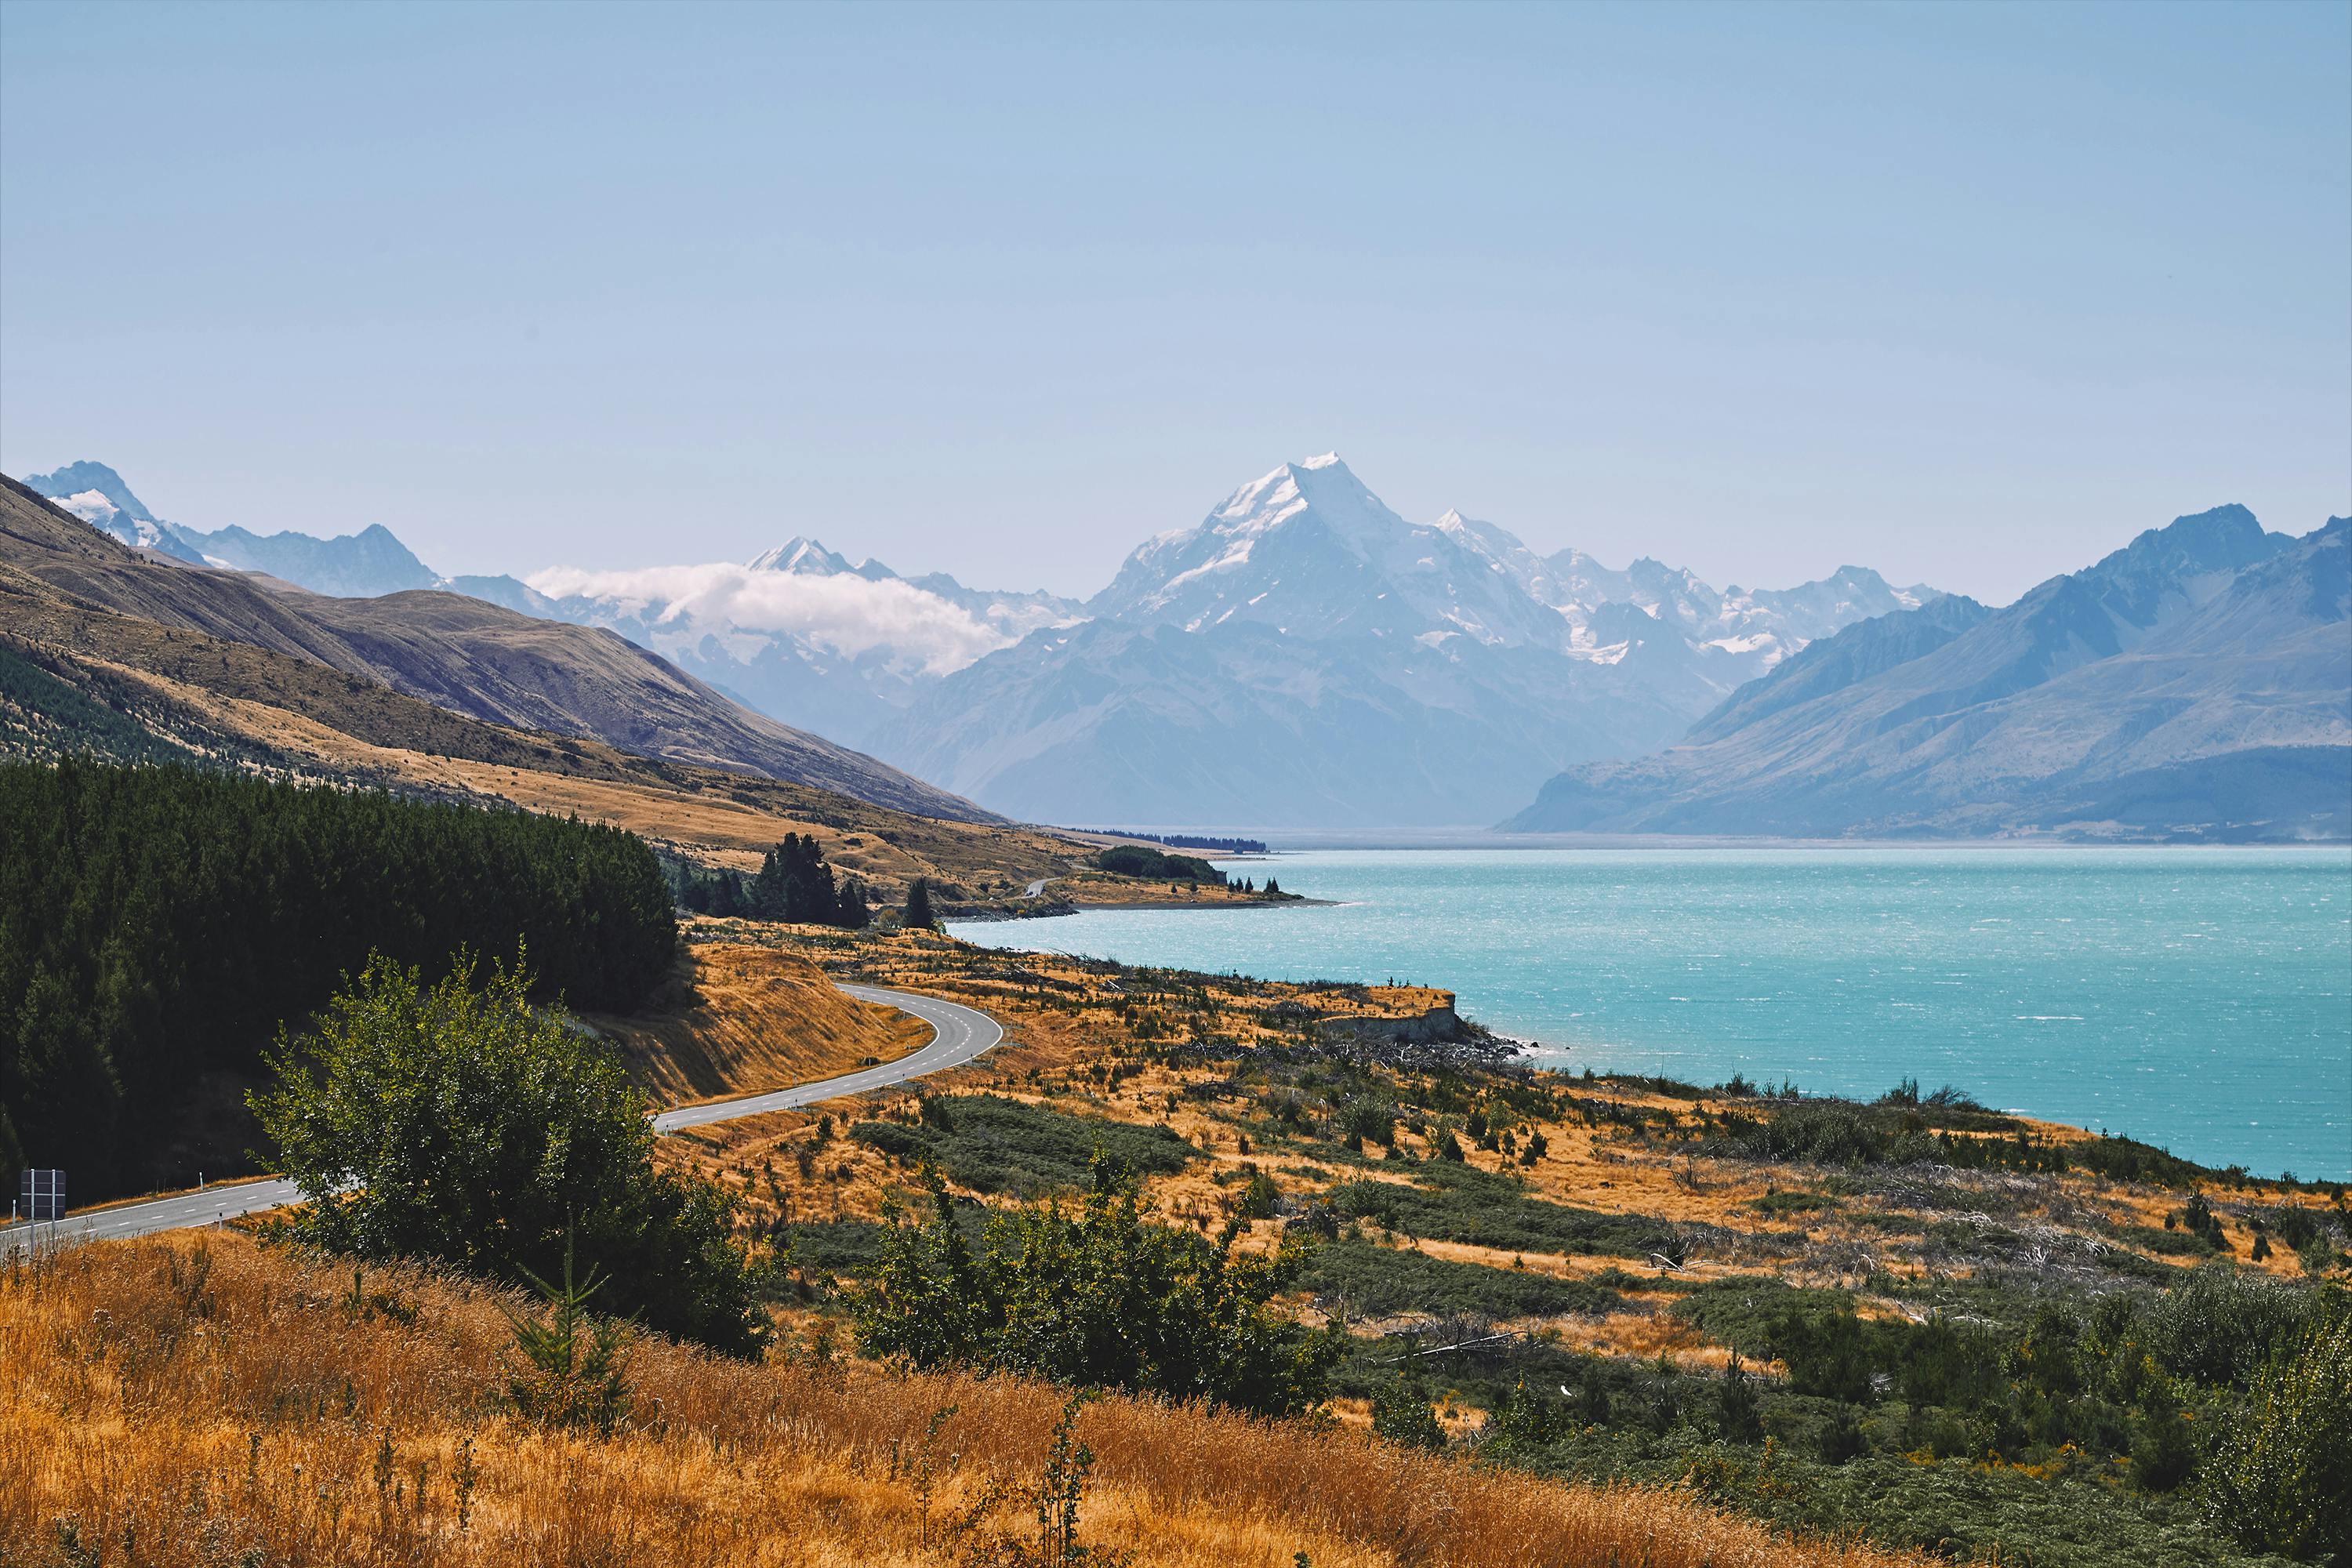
[[0, 760, 677, 1200], [1092, 845, 1227, 884], [1087, 830, 1269, 855], [673, 833, 872, 927]]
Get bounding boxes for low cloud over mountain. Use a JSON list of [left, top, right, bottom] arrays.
[[524, 559, 1018, 676]]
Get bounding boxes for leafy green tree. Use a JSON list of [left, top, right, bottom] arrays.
[[851, 1152, 1342, 1417], [902, 877, 938, 931], [2200, 1295, 2352, 1561], [252, 951, 765, 1355]]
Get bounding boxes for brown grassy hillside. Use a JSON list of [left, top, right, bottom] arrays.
[[0, 615, 1103, 905], [0, 473, 987, 821], [0, 1232, 1920, 1568]]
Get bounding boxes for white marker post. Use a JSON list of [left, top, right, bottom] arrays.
[[20, 1168, 65, 1252]]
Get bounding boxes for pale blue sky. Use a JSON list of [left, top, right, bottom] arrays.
[[3, 1, 2346, 601]]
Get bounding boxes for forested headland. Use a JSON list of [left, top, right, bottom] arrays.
[[0, 760, 677, 1201]]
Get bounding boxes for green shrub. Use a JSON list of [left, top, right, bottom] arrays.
[[1322, 1162, 1664, 1258], [1748, 1189, 1838, 1216], [2133, 1409, 2198, 1494], [851, 1153, 1342, 1417], [1486, 1379, 1577, 1446], [2143, 1268, 2314, 1388], [1298, 1237, 1618, 1319], [499, 1241, 631, 1437], [1233, 1166, 1281, 1221], [849, 1094, 1199, 1196], [1371, 1376, 1446, 1450], [1715, 1354, 1765, 1441], [1338, 1097, 1396, 1148]]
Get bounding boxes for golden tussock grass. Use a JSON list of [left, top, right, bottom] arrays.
[[0, 1232, 1924, 1568]]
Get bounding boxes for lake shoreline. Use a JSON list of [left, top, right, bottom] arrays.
[[949, 895, 1335, 924], [949, 844, 2352, 1181]]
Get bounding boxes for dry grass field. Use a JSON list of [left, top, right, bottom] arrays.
[[0, 1231, 1928, 1568]]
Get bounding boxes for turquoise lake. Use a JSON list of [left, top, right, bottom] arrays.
[[949, 848, 2352, 1180]]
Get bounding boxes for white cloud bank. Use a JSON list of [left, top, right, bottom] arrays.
[[524, 561, 1013, 674]]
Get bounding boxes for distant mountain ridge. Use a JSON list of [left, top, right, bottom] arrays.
[[1, 474, 996, 822], [25, 460, 448, 591], [514, 537, 1084, 748], [1504, 506, 2351, 840], [18, 461, 1081, 748]]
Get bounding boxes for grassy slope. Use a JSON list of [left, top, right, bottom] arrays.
[[0, 473, 986, 822], [0, 1231, 1920, 1568]]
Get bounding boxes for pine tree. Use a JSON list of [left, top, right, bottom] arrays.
[[903, 877, 938, 931]]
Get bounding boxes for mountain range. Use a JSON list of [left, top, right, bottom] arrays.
[[1505, 506, 2351, 840], [24, 457, 1936, 826], [874, 456, 1936, 825], [19, 457, 2344, 837]]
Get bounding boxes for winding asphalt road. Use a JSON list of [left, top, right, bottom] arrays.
[[2, 982, 1001, 1247]]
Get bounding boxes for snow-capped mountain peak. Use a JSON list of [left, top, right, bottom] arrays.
[[1089, 453, 1948, 691], [25, 465, 205, 561], [1100, 452, 1567, 646], [746, 535, 868, 576], [52, 489, 118, 527]]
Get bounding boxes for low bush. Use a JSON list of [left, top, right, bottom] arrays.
[[2198, 1294, 2352, 1560], [1370, 1376, 1446, 1449], [1300, 1237, 1620, 1320], [851, 1153, 1343, 1417], [1323, 1162, 1670, 1258], [850, 1094, 1199, 1196]]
